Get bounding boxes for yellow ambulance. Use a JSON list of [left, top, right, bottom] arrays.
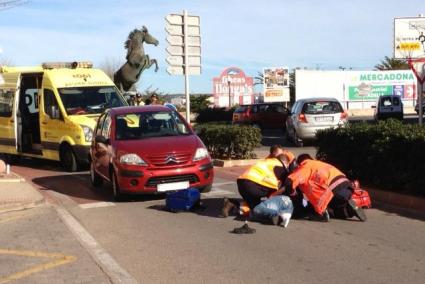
[[0, 61, 127, 171]]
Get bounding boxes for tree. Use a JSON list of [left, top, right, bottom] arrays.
[[190, 95, 211, 113], [0, 0, 28, 11], [289, 70, 296, 103], [97, 58, 122, 80], [374, 56, 409, 70], [254, 71, 264, 86]]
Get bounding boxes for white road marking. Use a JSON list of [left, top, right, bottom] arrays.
[[54, 205, 138, 283], [212, 181, 236, 187], [79, 202, 115, 209], [202, 187, 235, 196]]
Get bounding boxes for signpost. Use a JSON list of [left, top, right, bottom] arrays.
[[395, 15, 425, 125], [165, 10, 201, 122]]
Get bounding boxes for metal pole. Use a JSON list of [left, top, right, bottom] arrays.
[[419, 82, 423, 125], [183, 10, 190, 123], [228, 80, 231, 108]]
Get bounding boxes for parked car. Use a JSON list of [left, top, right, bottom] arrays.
[[286, 98, 348, 146], [232, 103, 289, 130], [372, 95, 403, 120], [414, 102, 425, 115], [89, 105, 214, 200]]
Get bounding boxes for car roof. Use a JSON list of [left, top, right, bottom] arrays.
[[238, 103, 284, 107], [109, 105, 172, 116], [296, 97, 340, 103]]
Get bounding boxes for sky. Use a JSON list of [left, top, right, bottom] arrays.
[[0, 0, 424, 94]]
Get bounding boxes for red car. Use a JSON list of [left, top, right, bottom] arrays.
[[89, 105, 214, 200]]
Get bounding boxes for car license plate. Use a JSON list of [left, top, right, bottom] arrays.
[[315, 116, 333, 122], [157, 181, 190, 192]]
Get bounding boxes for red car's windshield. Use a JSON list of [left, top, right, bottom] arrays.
[[115, 111, 191, 140]]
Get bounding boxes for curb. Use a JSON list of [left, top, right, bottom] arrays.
[[367, 187, 425, 212]]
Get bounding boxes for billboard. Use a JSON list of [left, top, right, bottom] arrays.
[[296, 70, 417, 107], [394, 17, 425, 59], [212, 67, 253, 107], [263, 67, 290, 102]]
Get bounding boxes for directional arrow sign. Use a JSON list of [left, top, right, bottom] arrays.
[[166, 45, 201, 56], [165, 23, 200, 36], [166, 35, 201, 46], [165, 14, 200, 26], [166, 56, 201, 66], [166, 45, 184, 56], [167, 66, 201, 75]]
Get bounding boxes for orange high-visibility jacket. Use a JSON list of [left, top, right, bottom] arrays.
[[287, 159, 345, 214], [238, 158, 284, 190]]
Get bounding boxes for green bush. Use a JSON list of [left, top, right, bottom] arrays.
[[316, 119, 425, 197], [195, 107, 235, 123], [195, 124, 261, 159]]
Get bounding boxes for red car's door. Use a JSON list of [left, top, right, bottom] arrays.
[[94, 113, 112, 179]]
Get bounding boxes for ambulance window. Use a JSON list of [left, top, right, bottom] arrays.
[[44, 89, 62, 119], [0, 89, 14, 117]]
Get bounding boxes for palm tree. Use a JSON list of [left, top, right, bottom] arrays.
[[254, 71, 264, 86], [374, 56, 409, 70]]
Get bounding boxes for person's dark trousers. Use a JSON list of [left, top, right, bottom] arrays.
[[237, 179, 273, 210], [328, 181, 353, 219]]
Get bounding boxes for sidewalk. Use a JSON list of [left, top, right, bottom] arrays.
[[0, 172, 44, 214]]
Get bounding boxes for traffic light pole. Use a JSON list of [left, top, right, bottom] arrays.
[[183, 10, 191, 123]]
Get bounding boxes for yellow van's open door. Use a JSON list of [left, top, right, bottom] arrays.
[[0, 72, 20, 155]]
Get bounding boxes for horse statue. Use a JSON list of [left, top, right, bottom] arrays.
[[114, 26, 159, 93]]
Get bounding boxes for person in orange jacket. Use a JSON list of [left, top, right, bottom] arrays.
[[283, 154, 367, 222], [221, 145, 295, 218]]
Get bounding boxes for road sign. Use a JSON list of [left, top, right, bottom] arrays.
[[166, 56, 201, 66], [394, 16, 425, 59], [167, 66, 201, 76], [166, 35, 201, 46], [165, 10, 202, 122], [165, 14, 200, 26]]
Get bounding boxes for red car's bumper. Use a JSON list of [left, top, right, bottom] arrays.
[[115, 161, 214, 194]]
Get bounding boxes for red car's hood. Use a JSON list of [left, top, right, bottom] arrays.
[[114, 134, 201, 159]]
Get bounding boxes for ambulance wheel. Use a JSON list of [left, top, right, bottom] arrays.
[[60, 145, 78, 172], [111, 170, 123, 201], [90, 162, 103, 187]]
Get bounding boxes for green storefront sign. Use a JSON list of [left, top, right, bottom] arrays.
[[348, 85, 393, 100]]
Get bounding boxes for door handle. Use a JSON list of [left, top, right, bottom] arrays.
[[42, 121, 47, 125], [9, 119, 14, 123]]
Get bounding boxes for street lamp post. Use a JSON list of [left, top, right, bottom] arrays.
[[227, 78, 231, 108]]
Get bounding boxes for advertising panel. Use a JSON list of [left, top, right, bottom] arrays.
[[212, 67, 253, 107], [263, 67, 290, 102], [346, 71, 416, 100], [296, 70, 417, 106]]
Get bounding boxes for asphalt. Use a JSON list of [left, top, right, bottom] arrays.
[[1, 148, 424, 216]]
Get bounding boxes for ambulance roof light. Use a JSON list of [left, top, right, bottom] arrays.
[[42, 61, 93, 69]]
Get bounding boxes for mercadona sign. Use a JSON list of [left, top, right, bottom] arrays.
[[347, 70, 416, 100]]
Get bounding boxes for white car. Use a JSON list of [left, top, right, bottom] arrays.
[[286, 98, 348, 147]]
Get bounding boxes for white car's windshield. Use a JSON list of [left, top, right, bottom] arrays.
[[58, 86, 127, 115]]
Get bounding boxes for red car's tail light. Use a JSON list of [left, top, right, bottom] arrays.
[[298, 113, 308, 123]]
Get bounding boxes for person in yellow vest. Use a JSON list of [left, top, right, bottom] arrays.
[[283, 154, 367, 222], [221, 145, 295, 218]]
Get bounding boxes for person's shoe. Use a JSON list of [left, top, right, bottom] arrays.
[[221, 198, 235, 218], [308, 209, 330, 222], [348, 199, 367, 222], [232, 223, 256, 234], [280, 212, 292, 228], [271, 215, 283, 226]]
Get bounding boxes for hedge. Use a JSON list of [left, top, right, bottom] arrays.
[[195, 123, 261, 159], [316, 119, 425, 197], [195, 107, 235, 123]]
